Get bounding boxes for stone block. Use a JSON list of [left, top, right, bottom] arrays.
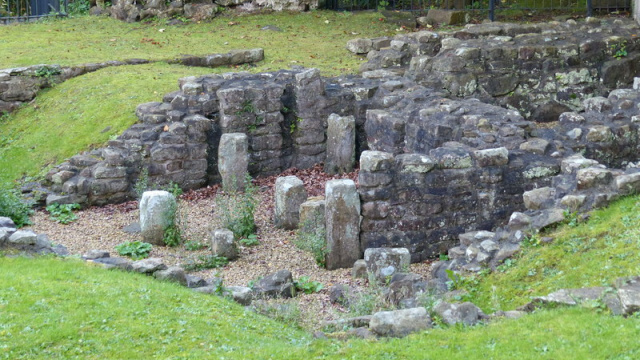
[[139, 190, 176, 246], [364, 247, 411, 283], [346, 38, 373, 54], [325, 179, 361, 270], [324, 114, 356, 175], [218, 133, 249, 192], [523, 187, 555, 210], [211, 229, 238, 261], [425, 9, 467, 25], [472, 147, 509, 167], [576, 167, 613, 190], [275, 176, 308, 230], [369, 307, 431, 337], [352, 259, 367, 279], [253, 270, 296, 299], [299, 197, 325, 234]]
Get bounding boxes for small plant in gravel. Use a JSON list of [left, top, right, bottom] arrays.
[[46, 203, 80, 224], [294, 276, 323, 294], [115, 241, 153, 260], [238, 234, 259, 247], [294, 213, 327, 267], [184, 240, 207, 251], [183, 254, 228, 271], [347, 286, 393, 317], [0, 183, 33, 227], [215, 175, 258, 239], [162, 183, 186, 247]]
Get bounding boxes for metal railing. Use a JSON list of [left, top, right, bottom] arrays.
[[1, 0, 68, 22], [323, 0, 631, 21]]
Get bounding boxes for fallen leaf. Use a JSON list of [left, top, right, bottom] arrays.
[[163, 125, 169, 131], [159, 28, 165, 32]]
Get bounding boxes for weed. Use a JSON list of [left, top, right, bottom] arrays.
[[184, 240, 207, 251], [238, 234, 259, 247], [236, 100, 255, 115], [612, 41, 628, 59], [183, 254, 228, 271], [133, 167, 150, 200], [294, 213, 327, 267], [34, 65, 61, 79], [251, 300, 302, 328], [563, 209, 580, 227], [521, 233, 541, 248], [347, 285, 392, 317], [496, 258, 517, 272], [45, 203, 80, 224], [215, 175, 258, 239], [115, 241, 152, 260], [294, 276, 323, 294], [439, 253, 449, 261], [0, 183, 33, 227]]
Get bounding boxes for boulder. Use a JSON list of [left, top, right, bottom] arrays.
[[364, 247, 411, 284], [253, 270, 296, 299], [154, 266, 188, 286], [522, 187, 555, 210], [7, 230, 37, 245], [352, 259, 367, 279], [82, 250, 110, 260], [0, 217, 16, 230], [346, 38, 373, 55], [369, 307, 431, 337], [424, 9, 467, 26], [226, 286, 253, 305], [432, 301, 485, 326], [130, 258, 168, 274]]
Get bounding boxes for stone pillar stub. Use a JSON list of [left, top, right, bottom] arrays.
[[325, 113, 356, 175], [325, 179, 361, 270], [140, 190, 176, 245], [218, 133, 249, 192], [274, 176, 308, 230]]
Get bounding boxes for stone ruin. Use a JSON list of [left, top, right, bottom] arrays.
[[40, 18, 640, 270]]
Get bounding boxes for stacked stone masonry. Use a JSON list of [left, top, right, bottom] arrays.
[[42, 18, 640, 265]]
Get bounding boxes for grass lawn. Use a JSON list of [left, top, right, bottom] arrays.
[[1, 256, 639, 359]]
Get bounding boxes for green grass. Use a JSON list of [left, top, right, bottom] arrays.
[[468, 194, 640, 313], [0, 12, 394, 70], [2, 256, 639, 359], [0, 63, 214, 182], [0, 12, 395, 183]]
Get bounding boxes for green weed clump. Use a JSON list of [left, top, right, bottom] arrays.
[[45, 203, 80, 224], [215, 176, 258, 240], [115, 241, 153, 260], [183, 254, 228, 271], [0, 183, 33, 227], [294, 213, 327, 267]]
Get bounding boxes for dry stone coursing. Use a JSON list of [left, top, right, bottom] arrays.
[[356, 18, 640, 119]]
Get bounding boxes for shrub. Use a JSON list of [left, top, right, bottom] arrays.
[[115, 241, 153, 260], [294, 213, 327, 267], [215, 176, 258, 239], [46, 203, 80, 224], [0, 183, 33, 227]]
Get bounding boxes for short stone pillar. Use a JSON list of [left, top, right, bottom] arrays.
[[299, 197, 325, 234], [325, 179, 361, 270], [274, 176, 308, 230], [218, 133, 249, 192], [324, 113, 356, 175], [140, 190, 176, 245], [364, 247, 411, 284], [211, 229, 238, 260]]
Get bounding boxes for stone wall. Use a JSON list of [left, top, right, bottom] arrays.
[[355, 18, 640, 120], [39, 19, 640, 263]]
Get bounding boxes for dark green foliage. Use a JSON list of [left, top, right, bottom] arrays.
[[45, 203, 80, 224], [293, 276, 323, 294], [0, 183, 33, 227], [294, 213, 327, 268], [115, 241, 153, 260]]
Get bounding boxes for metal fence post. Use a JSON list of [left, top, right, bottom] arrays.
[[587, 0, 593, 17], [489, 0, 495, 21]]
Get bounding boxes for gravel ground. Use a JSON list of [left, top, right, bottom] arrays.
[[27, 167, 434, 330]]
